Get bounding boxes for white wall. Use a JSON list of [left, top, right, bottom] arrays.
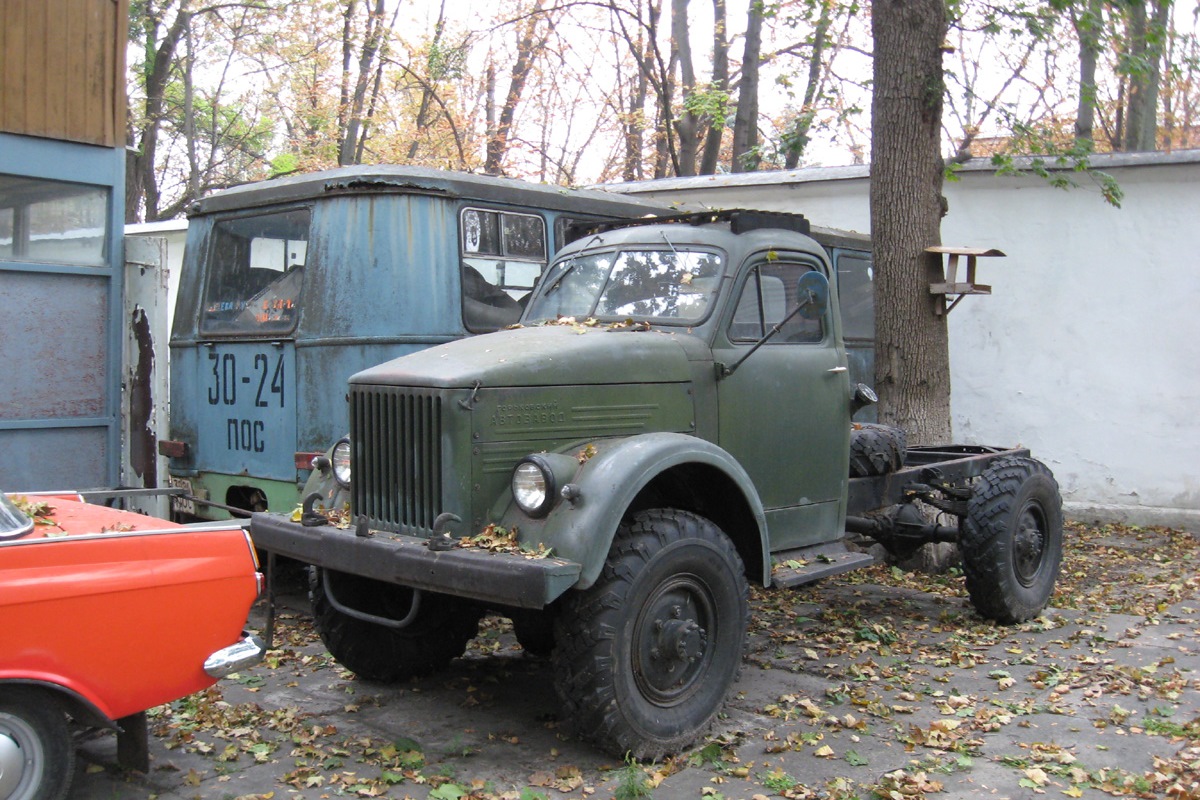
[[607, 152, 1200, 530]]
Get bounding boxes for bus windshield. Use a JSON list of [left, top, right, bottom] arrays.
[[201, 208, 311, 337]]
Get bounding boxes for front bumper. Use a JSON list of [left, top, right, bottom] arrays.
[[204, 633, 267, 678], [249, 513, 582, 609]]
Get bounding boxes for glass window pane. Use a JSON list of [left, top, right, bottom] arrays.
[[837, 254, 874, 340], [200, 208, 311, 336], [502, 213, 546, 259], [730, 262, 823, 343], [0, 174, 108, 267], [462, 209, 501, 255]]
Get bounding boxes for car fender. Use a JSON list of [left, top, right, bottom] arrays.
[[0, 676, 116, 729], [502, 432, 768, 591]]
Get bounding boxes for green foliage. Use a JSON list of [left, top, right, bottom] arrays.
[[990, 121, 1124, 208], [613, 758, 654, 800], [683, 85, 732, 127], [427, 39, 468, 82], [759, 768, 800, 792], [429, 783, 466, 800]]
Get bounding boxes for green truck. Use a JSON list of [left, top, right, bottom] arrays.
[[251, 210, 1063, 759]]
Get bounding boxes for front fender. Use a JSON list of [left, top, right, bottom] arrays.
[[501, 432, 768, 591]]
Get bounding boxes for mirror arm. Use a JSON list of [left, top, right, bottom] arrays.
[[717, 301, 808, 380]]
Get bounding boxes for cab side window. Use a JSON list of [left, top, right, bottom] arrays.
[[729, 261, 824, 344], [461, 208, 547, 332]]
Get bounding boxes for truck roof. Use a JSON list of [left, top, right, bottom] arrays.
[[188, 165, 668, 218], [565, 208, 870, 252]]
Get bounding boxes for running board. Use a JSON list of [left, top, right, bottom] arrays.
[[770, 542, 875, 589]]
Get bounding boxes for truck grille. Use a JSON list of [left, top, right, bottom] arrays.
[[350, 387, 443, 533]]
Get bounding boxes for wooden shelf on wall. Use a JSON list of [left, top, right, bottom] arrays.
[[927, 245, 1006, 315]]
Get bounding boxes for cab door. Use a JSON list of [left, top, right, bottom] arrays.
[[713, 255, 850, 550]]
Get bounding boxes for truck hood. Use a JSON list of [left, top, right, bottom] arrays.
[[350, 324, 708, 389]]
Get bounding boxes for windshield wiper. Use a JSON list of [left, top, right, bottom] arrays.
[[543, 235, 602, 296]]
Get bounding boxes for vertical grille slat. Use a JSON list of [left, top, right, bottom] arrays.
[[350, 386, 444, 534]]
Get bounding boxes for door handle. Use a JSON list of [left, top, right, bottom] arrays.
[[827, 366, 848, 373]]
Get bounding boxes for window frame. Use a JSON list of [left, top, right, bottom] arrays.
[[727, 257, 828, 345]]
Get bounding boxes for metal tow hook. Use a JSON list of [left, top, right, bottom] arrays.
[[428, 512, 460, 551]]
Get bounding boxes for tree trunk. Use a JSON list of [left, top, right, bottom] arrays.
[[1072, 0, 1104, 148], [671, 0, 700, 176], [869, 0, 951, 446], [698, 0, 728, 175], [339, 0, 387, 166], [485, 1, 552, 175], [730, 1, 763, 172], [128, 1, 193, 222], [783, 1, 832, 169], [1122, 0, 1171, 152]]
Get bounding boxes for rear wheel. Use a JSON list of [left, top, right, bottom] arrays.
[[553, 509, 749, 760], [961, 457, 1063, 623], [0, 688, 73, 800], [310, 568, 483, 682]]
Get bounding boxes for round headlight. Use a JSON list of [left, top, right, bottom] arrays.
[[332, 438, 352, 488], [512, 456, 555, 517]]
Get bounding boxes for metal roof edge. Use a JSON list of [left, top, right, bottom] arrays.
[[188, 165, 667, 216], [600, 148, 1200, 194]]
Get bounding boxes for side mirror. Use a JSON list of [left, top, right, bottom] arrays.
[[850, 383, 878, 416], [795, 271, 830, 320]]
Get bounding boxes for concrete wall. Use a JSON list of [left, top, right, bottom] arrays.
[[606, 151, 1200, 531]]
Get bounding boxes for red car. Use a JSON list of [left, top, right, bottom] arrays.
[[0, 492, 264, 800]]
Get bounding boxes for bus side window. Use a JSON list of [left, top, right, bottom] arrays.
[[460, 208, 547, 332]]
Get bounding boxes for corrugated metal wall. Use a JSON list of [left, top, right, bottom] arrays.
[[0, 0, 127, 147]]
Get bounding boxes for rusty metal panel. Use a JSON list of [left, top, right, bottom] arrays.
[[121, 235, 171, 517]]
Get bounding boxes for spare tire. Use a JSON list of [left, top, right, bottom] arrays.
[[849, 423, 907, 477]]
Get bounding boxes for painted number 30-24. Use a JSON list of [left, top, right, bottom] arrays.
[[207, 352, 285, 408]]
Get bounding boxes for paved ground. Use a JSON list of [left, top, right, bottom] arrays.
[[71, 521, 1199, 800]]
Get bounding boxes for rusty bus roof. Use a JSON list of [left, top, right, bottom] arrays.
[[189, 165, 667, 217]]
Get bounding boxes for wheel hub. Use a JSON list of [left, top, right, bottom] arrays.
[[655, 616, 707, 664], [0, 728, 27, 798], [634, 579, 716, 705], [1013, 506, 1047, 587]]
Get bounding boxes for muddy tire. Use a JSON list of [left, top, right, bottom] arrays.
[[552, 509, 749, 760], [0, 688, 73, 800], [849, 423, 906, 477], [961, 457, 1063, 623], [310, 568, 482, 682]]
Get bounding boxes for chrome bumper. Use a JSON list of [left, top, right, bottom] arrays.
[[203, 633, 266, 678]]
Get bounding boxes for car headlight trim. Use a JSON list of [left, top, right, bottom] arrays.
[[332, 438, 352, 488], [512, 455, 556, 517]]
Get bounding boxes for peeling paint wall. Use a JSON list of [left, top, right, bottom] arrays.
[[607, 152, 1200, 531]]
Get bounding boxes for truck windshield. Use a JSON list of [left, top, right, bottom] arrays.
[[201, 208, 312, 337], [527, 249, 723, 324]]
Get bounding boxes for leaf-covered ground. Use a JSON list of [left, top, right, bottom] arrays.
[[73, 522, 1199, 800]]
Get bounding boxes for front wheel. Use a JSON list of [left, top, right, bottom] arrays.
[[961, 457, 1063, 623], [0, 688, 74, 800], [553, 509, 749, 760], [309, 568, 483, 682]]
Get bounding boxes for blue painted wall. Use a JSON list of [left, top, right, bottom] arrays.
[[0, 133, 125, 491]]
